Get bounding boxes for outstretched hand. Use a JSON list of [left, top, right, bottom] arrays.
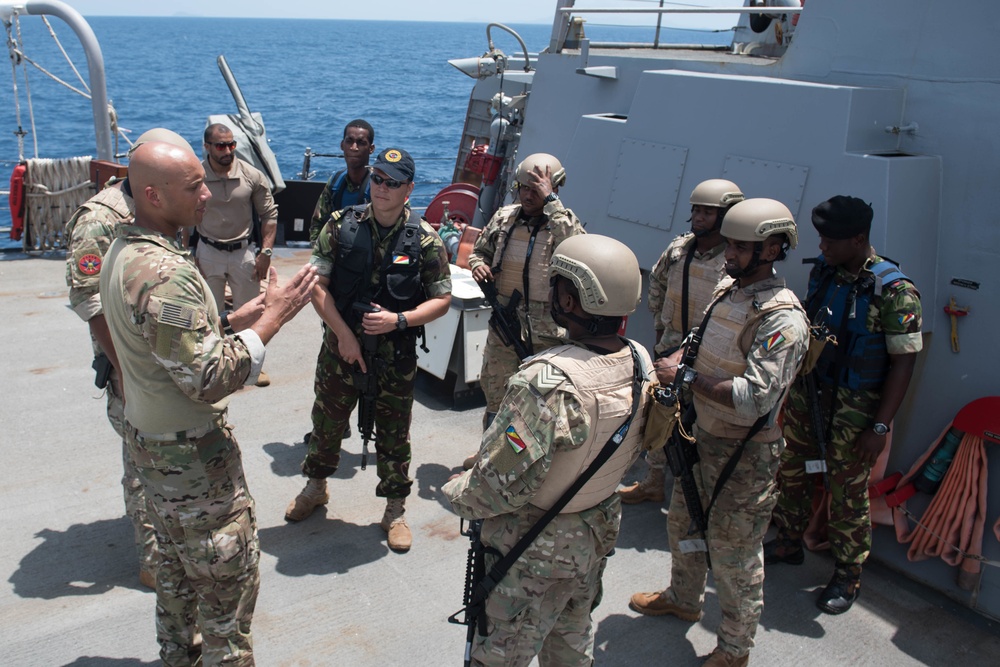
[[251, 264, 319, 344]]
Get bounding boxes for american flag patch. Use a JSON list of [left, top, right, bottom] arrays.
[[159, 301, 195, 329], [899, 313, 915, 325], [761, 331, 786, 352], [505, 425, 527, 454], [392, 254, 411, 265]]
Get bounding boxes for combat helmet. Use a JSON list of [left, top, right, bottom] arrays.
[[550, 234, 641, 318], [721, 198, 798, 249], [128, 128, 194, 158], [514, 153, 567, 188], [690, 179, 744, 208]]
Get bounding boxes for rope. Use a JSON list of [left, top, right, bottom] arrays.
[[14, 13, 39, 159], [41, 16, 89, 93], [22, 156, 92, 251], [4, 14, 28, 160]]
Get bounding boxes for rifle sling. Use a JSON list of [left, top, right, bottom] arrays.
[[680, 241, 696, 337], [470, 341, 646, 608]]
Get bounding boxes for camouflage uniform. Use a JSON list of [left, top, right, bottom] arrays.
[[664, 277, 808, 659], [100, 224, 264, 667], [306, 206, 451, 496], [773, 253, 923, 565], [643, 232, 726, 471], [468, 200, 585, 415], [64, 184, 158, 579], [308, 169, 370, 246], [443, 341, 650, 667]]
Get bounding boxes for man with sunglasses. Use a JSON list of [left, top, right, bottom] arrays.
[[308, 119, 375, 246], [286, 147, 452, 552], [194, 124, 279, 385], [461, 153, 585, 469]]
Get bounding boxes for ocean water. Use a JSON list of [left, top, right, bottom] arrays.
[[1, 14, 729, 245]]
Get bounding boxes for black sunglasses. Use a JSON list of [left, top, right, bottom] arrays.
[[371, 173, 406, 189]]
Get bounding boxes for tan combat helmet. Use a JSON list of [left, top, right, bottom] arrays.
[[550, 234, 641, 317], [690, 178, 744, 208], [128, 128, 195, 158], [515, 152, 567, 188], [721, 198, 798, 249]]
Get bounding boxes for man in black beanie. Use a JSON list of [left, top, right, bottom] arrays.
[[765, 195, 923, 614]]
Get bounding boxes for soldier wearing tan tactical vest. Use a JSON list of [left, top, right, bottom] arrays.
[[629, 199, 809, 667], [444, 234, 652, 667], [620, 178, 744, 504], [463, 153, 586, 469]]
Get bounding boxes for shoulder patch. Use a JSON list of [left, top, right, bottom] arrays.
[[760, 330, 789, 354], [504, 425, 528, 454], [156, 300, 197, 330], [898, 312, 916, 326], [78, 253, 102, 276], [530, 364, 566, 395]]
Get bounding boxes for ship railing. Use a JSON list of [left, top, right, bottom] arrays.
[[548, 2, 802, 53]]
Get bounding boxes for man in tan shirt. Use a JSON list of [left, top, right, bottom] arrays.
[[194, 123, 279, 385]]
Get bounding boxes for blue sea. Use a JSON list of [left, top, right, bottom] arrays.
[[1, 15, 729, 247]]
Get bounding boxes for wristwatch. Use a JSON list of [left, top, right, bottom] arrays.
[[396, 312, 408, 331], [221, 311, 235, 336], [544, 192, 559, 203], [872, 422, 890, 436], [260, 247, 273, 257]]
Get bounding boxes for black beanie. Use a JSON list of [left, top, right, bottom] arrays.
[[811, 196, 873, 239]]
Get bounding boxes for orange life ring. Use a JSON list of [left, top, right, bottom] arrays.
[[9, 163, 26, 241]]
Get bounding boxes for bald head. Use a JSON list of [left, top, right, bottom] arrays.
[[129, 141, 210, 234]]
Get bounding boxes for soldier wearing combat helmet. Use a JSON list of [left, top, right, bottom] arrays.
[[461, 152, 586, 468], [630, 199, 809, 667], [445, 234, 652, 667], [63, 127, 194, 589], [621, 178, 743, 504], [766, 195, 922, 615]]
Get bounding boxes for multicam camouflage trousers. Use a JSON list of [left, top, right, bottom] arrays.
[[472, 546, 607, 666], [105, 376, 158, 577], [126, 423, 260, 667], [666, 426, 782, 658], [773, 378, 880, 565], [305, 332, 416, 498]]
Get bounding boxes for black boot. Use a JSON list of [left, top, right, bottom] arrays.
[[817, 563, 861, 615], [763, 535, 804, 565]]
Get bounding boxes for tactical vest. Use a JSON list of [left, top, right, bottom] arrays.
[[330, 205, 424, 330], [807, 256, 911, 391], [662, 234, 726, 338], [67, 185, 132, 237], [491, 206, 557, 304], [328, 168, 371, 211], [528, 342, 651, 514], [693, 280, 802, 441]]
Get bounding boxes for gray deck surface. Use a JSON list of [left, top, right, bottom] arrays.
[[1, 248, 998, 666]]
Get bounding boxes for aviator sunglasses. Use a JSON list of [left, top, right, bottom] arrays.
[[212, 141, 237, 150], [371, 173, 407, 189]]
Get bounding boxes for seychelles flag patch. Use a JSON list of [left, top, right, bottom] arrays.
[[761, 331, 786, 353], [392, 254, 411, 265], [505, 425, 527, 454], [898, 313, 915, 325]]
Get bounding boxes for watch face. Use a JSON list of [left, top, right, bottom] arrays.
[[873, 423, 889, 435]]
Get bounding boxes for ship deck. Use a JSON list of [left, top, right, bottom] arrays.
[[1, 249, 998, 666]]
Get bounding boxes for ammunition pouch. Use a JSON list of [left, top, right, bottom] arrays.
[[92, 352, 113, 390], [642, 383, 683, 452]]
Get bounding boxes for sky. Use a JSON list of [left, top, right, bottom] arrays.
[[67, 1, 736, 29]]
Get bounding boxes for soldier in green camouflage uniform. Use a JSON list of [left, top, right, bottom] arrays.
[[286, 147, 451, 552], [65, 178, 158, 587], [630, 199, 809, 667], [620, 179, 743, 504], [445, 234, 649, 667], [466, 153, 585, 440], [100, 140, 317, 666], [767, 196, 922, 615]]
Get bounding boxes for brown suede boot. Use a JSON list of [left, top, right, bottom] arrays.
[[284, 478, 328, 522], [702, 648, 749, 667], [381, 498, 412, 552], [628, 589, 702, 621], [619, 467, 666, 504]]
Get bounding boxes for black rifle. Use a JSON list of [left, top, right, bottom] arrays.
[[478, 280, 531, 361], [92, 352, 113, 389], [446, 519, 487, 667], [352, 302, 380, 471]]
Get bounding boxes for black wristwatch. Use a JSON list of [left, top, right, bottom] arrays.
[[544, 192, 559, 204], [396, 312, 408, 331], [872, 422, 890, 436], [221, 311, 235, 335]]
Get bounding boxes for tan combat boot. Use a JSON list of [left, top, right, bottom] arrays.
[[618, 467, 666, 504], [629, 589, 702, 621], [702, 648, 749, 667], [255, 369, 271, 387], [381, 497, 412, 552], [284, 478, 329, 521]]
